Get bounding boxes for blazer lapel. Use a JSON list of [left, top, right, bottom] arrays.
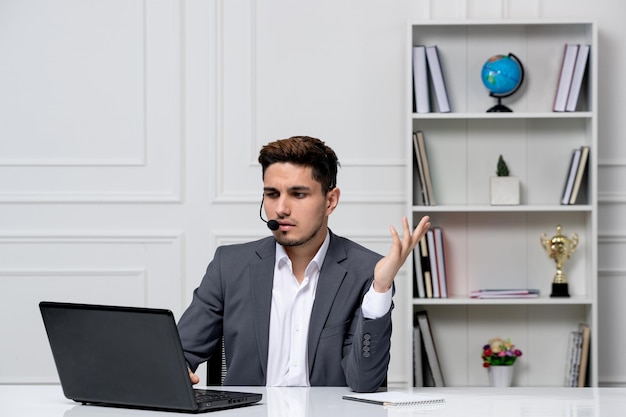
[[249, 237, 276, 381], [307, 232, 347, 369]]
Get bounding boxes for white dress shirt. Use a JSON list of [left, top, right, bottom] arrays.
[[265, 231, 392, 386]]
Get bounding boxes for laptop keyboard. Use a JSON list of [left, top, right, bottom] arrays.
[[195, 389, 231, 402], [194, 389, 252, 407]]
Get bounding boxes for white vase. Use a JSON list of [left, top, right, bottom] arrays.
[[490, 176, 520, 205], [488, 365, 514, 387]]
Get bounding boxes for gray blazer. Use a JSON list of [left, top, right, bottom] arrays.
[[177, 231, 391, 392]]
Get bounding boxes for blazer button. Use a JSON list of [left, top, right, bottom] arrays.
[[363, 351, 370, 358], [363, 333, 371, 340]]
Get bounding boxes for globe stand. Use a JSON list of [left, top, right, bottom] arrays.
[[487, 96, 513, 112]]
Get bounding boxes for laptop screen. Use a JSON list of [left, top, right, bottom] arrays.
[[39, 301, 261, 413]]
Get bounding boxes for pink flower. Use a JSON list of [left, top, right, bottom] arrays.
[[481, 337, 522, 367]]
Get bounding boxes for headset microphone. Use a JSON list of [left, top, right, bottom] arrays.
[[266, 219, 279, 231], [259, 197, 280, 231]]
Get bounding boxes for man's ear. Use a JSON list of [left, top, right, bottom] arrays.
[[326, 188, 340, 215]]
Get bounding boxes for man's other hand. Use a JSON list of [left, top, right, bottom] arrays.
[[188, 367, 200, 385]]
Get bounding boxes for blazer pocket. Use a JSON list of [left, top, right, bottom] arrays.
[[319, 320, 350, 339]]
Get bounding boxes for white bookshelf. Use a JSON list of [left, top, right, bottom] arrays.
[[405, 20, 597, 387]]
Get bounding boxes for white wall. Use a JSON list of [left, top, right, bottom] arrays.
[[0, 0, 624, 386]]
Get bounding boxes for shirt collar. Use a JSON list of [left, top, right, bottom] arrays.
[[275, 229, 331, 272]]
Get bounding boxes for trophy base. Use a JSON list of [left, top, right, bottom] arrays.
[[550, 283, 570, 298]]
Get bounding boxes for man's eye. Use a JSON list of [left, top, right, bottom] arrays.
[[294, 192, 307, 199], [265, 192, 279, 199]]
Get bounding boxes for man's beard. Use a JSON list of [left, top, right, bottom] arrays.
[[275, 216, 325, 248]]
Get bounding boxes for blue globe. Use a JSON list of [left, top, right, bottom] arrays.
[[481, 54, 523, 97]]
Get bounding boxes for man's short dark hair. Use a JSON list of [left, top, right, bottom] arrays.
[[258, 136, 340, 193]]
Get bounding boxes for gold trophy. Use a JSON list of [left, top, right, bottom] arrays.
[[540, 225, 578, 297]]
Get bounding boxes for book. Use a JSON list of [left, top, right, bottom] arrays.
[[433, 226, 448, 298], [571, 330, 583, 386], [412, 323, 423, 387], [415, 130, 436, 205], [565, 44, 590, 111], [425, 45, 451, 113], [342, 391, 445, 408], [412, 45, 430, 113], [418, 236, 433, 298], [553, 44, 579, 112], [564, 330, 578, 387], [577, 323, 591, 387], [569, 146, 590, 204], [412, 132, 430, 205], [414, 313, 434, 387], [561, 148, 582, 205], [426, 229, 440, 298], [413, 249, 426, 298], [415, 311, 445, 387]]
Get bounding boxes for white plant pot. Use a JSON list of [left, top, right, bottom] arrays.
[[488, 365, 515, 387], [490, 177, 520, 205]]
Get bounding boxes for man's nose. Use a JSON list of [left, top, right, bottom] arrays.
[[275, 196, 290, 217]]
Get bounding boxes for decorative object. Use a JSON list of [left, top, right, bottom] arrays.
[[481, 53, 525, 112], [488, 365, 515, 387], [540, 225, 579, 297], [490, 155, 520, 205], [482, 337, 522, 387]]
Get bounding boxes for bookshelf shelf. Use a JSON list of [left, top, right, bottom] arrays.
[[405, 20, 597, 388], [411, 205, 593, 213], [412, 295, 594, 306], [412, 112, 593, 120]]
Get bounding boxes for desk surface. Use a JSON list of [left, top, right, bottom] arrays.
[[1, 385, 624, 417]]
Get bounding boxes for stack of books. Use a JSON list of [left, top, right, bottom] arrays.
[[413, 311, 445, 387], [412, 131, 435, 206], [412, 45, 451, 113], [413, 226, 448, 299], [561, 145, 590, 205], [469, 289, 540, 299], [553, 43, 591, 112], [565, 323, 590, 387]]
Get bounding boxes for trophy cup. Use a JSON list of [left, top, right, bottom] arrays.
[[540, 225, 579, 297]]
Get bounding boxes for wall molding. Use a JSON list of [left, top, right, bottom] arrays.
[[598, 234, 626, 244], [213, 191, 405, 205], [210, 230, 392, 246], [0, 157, 146, 167], [0, 231, 182, 243], [0, 0, 183, 204], [0, 0, 147, 168], [598, 269, 626, 278], [599, 192, 626, 204], [0, 268, 146, 277], [0, 190, 182, 204]]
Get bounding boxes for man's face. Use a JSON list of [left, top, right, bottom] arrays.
[[262, 162, 339, 250]]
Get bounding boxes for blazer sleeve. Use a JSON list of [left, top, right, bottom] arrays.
[[177, 247, 226, 371], [341, 295, 393, 392]]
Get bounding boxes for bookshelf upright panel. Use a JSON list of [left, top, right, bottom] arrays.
[[405, 20, 597, 387]]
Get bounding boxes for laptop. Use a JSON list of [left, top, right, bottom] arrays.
[[39, 301, 262, 413]]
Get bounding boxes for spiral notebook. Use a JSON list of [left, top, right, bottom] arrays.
[[342, 391, 445, 408]]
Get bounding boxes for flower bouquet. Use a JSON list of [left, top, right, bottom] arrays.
[[482, 337, 522, 368]]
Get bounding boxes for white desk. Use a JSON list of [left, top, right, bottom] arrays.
[[1, 385, 624, 417]]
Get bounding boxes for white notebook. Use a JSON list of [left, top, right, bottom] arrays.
[[342, 391, 445, 408]]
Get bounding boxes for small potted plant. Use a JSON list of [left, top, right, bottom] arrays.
[[482, 337, 523, 387], [490, 154, 520, 205]]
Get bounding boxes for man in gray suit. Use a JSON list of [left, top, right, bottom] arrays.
[[178, 136, 430, 392]]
